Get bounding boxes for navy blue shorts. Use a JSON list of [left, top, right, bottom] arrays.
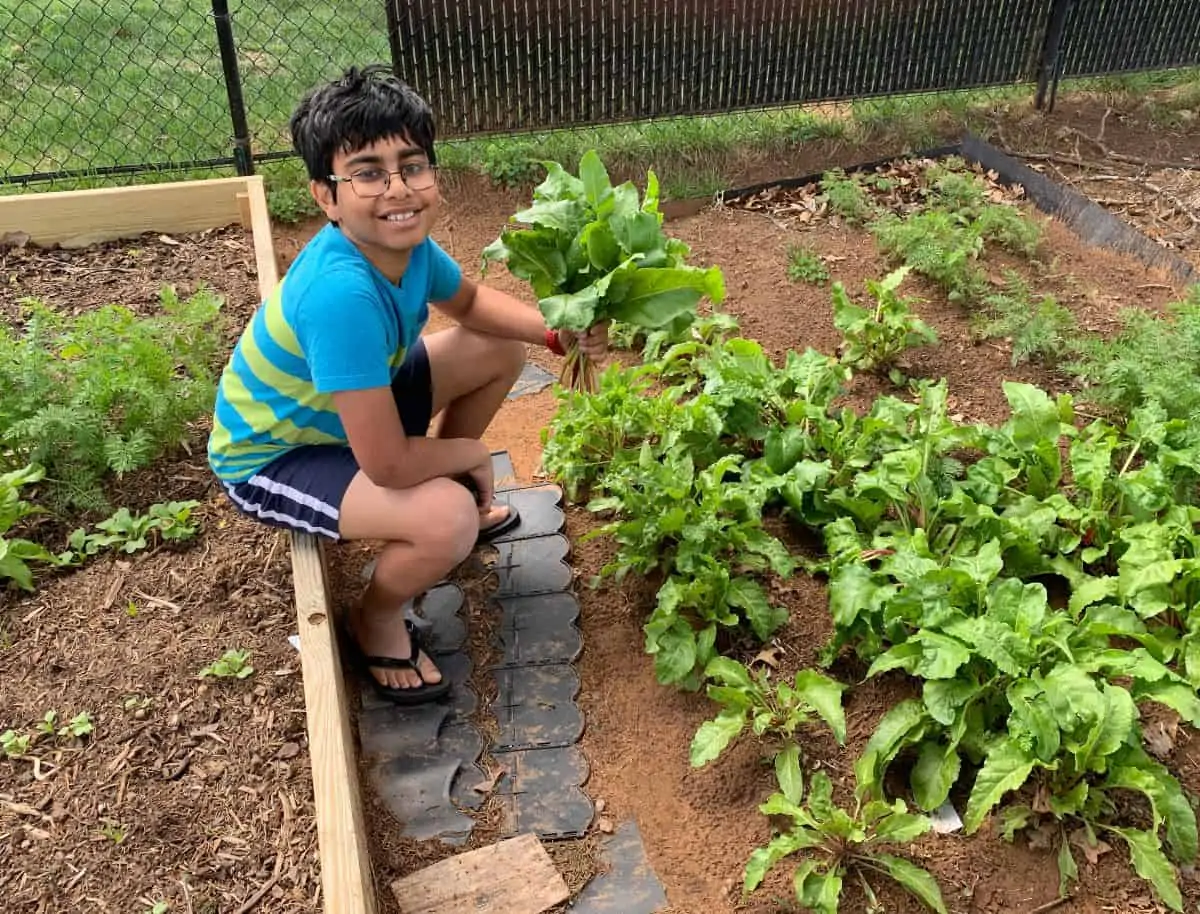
[[221, 339, 432, 541]]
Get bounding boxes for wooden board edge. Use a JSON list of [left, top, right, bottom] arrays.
[[241, 176, 280, 296], [292, 531, 379, 914], [0, 176, 257, 248]]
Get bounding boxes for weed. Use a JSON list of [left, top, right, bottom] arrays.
[[976, 273, 1077, 365], [820, 169, 877, 224], [746, 766, 947, 912], [63, 500, 202, 561], [200, 649, 254, 680], [786, 245, 830, 285], [872, 210, 987, 303], [59, 712, 94, 739], [35, 711, 57, 736], [479, 143, 540, 187], [100, 822, 128, 844], [1, 729, 31, 757], [1065, 286, 1200, 420]]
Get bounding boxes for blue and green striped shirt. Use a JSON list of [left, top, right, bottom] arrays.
[[208, 224, 462, 484]]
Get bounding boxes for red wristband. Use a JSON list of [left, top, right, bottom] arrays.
[[545, 328, 566, 356]]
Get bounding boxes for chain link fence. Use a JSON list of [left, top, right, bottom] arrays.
[[1, 0, 1198, 189], [0, 0, 387, 185]]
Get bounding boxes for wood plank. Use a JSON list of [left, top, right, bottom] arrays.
[[0, 177, 254, 248], [389, 834, 569, 914], [293, 531, 379, 914], [241, 177, 280, 294]]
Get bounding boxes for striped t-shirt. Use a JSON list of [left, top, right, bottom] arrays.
[[207, 223, 462, 484]]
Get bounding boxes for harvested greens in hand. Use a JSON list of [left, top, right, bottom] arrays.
[[482, 150, 726, 390]]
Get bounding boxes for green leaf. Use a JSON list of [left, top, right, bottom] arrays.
[[911, 631, 972, 680], [963, 738, 1036, 834], [579, 150, 612, 206], [1069, 575, 1119, 615], [689, 711, 745, 767], [998, 805, 1034, 842], [725, 577, 786, 641], [609, 266, 726, 329], [775, 743, 804, 804], [870, 853, 949, 914], [1057, 837, 1078, 898], [646, 617, 697, 686], [873, 810, 933, 844], [1109, 828, 1183, 912], [744, 832, 819, 893], [830, 563, 885, 628], [765, 425, 808, 474], [867, 641, 923, 678], [704, 656, 754, 690], [923, 678, 981, 727], [1133, 680, 1200, 727], [911, 741, 962, 812], [792, 670, 847, 745], [856, 700, 929, 801], [796, 865, 843, 914]]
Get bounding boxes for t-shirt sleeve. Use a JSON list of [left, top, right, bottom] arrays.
[[427, 239, 463, 302], [294, 273, 394, 393]]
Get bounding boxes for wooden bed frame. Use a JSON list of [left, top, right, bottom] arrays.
[[0, 177, 377, 914]]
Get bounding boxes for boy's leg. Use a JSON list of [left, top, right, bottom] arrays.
[[424, 327, 526, 529], [341, 326, 524, 691], [339, 475, 480, 689]]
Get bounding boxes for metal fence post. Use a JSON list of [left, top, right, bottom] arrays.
[[385, 0, 404, 78], [211, 0, 254, 176], [1036, 0, 1074, 111]]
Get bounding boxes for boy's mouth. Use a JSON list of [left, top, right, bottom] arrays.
[[380, 210, 419, 223]]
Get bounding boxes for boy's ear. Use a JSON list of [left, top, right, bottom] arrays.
[[310, 179, 337, 219]]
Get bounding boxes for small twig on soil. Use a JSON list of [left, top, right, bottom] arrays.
[[232, 794, 290, 914], [231, 873, 280, 914], [1029, 896, 1071, 914]]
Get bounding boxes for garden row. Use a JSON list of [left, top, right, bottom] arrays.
[[485, 152, 1200, 911]]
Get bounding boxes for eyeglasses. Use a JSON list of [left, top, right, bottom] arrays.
[[327, 162, 438, 197]]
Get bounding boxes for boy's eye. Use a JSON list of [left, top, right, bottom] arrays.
[[401, 163, 429, 178], [352, 167, 388, 182]]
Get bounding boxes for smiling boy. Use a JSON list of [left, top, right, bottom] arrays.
[[207, 65, 607, 704]]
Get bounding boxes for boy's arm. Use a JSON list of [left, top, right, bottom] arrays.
[[435, 277, 548, 343], [332, 386, 494, 504], [434, 278, 608, 356]]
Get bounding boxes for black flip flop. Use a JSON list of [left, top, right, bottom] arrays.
[[477, 503, 521, 543], [343, 618, 452, 706]]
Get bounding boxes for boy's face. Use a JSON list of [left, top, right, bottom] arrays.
[[311, 133, 440, 275]]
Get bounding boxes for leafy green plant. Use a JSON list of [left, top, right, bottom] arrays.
[[787, 245, 830, 284], [1066, 285, 1200, 421], [199, 649, 254, 680], [100, 822, 128, 844], [976, 273, 1077, 365], [1, 729, 31, 758], [820, 169, 877, 224], [689, 657, 846, 768], [594, 451, 794, 687], [872, 210, 987, 304], [747, 765, 947, 914], [62, 500, 201, 561], [59, 712, 94, 739], [0, 289, 223, 509], [35, 711, 57, 736], [0, 464, 61, 590], [483, 150, 725, 389], [832, 267, 937, 373]]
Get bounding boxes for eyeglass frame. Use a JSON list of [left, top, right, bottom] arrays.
[[326, 161, 439, 197]]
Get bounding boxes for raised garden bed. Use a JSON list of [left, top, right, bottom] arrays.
[[0, 178, 373, 914]]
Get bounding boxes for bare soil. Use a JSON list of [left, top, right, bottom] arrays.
[[1, 92, 1197, 914]]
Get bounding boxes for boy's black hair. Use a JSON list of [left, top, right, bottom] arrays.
[[289, 64, 437, 187]]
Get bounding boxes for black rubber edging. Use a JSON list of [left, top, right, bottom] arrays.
[[718, 133, 1198, 286]]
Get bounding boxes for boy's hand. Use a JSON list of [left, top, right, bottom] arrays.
[[559, 321, 609, 361]]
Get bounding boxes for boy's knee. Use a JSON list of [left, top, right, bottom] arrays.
[[419, 478, 479, 564], [492, 336, 526, 380]]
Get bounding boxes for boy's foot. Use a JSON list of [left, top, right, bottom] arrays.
[[346, 605, 448, 703], [478, 503, 521, 542]]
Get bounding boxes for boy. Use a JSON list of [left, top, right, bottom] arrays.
[[207, 65, 607, 705]]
